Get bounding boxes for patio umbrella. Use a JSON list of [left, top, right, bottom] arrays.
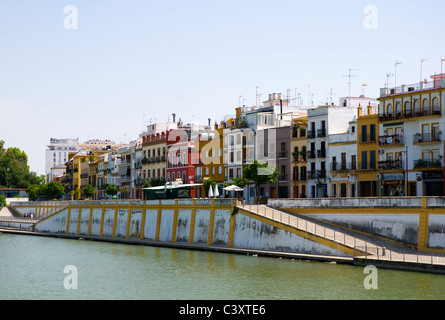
[[208, 185, 213, 198], [214, 185, 219, 198]]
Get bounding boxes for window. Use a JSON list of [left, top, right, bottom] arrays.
[[182, 171, 186, 183], [370, 124, 376, 142], [361, 151, 368, 170], [370, 150, 376, 170], [361, 125, 367, 142]]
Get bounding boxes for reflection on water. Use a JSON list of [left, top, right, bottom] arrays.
[[1, 233, 445, 300]]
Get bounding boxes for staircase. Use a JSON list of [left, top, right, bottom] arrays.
[[235, 203, 405, 258]]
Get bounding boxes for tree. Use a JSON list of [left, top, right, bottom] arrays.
[[0, 195, 6, 206], [232, 177, 248, 188], [243, 160, 279, 203], [203, 177, 216, 192], [0, 140, 43, 188], [104, 184, 119, 198], [26, 184, 41, 201], [81, 184, 96, 199], [40, 181, 65, 200], [120, 185, 129, 199]]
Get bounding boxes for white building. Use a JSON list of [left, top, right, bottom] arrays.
[[327, 120, 357, 198], [307, 105, 357, 198], [45, 138, 79, 182], [377, 74, 445, 196]]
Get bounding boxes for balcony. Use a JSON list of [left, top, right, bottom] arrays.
[[330, 162, 357, 172], [308, 150, 316, 159], [379, 134, 404, 146], [278, 174, 289, 182], [413, 159, 443, 169], [308, 170, 326, 180], [278, 151, 288, 159], [307, 131, 316, 139], [317, 129, 326, 138], [317, 149, 326, 158], [413, 132, 441, 143], [379, 108, 441, 122], [378, 159, 403, 171]]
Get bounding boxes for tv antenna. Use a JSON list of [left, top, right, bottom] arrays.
[[343, 69, 357, 103]]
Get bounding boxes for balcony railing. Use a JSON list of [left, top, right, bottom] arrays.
[[278, 151, 288, 159], [413, 159, 443, 169], [308, 150, 316, 159], [413, 132, 441, 143], [308, 170, 326, 180], [330, 162, 357, 172], [317, 129, 326, 138], [379, 108, 441, 122], [378, 160, 403, 171], [317, 149, 326, 158], [307, 131, 316, 139], [379, 134, 404, 146]]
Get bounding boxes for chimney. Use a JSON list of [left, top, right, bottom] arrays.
[[367, 102, 373, 115], [208, 118, 211, 127], [172, 113, 176, 123], [357, 104, 362, 117]]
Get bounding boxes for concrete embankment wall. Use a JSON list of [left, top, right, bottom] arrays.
[[15, 199, 350, 258], [269, 197, 445, 253]]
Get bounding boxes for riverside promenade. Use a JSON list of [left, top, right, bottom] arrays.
[[2, 198, 445, 274]]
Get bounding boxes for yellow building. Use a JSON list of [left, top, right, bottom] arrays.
[[357, 103, 379, 197], [290, 116, 308, 198], [195, 125, 224, 197]]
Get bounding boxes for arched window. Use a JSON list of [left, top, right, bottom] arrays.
[[182, 152, 187, 165], [386, 103, 393, 117], [404, 101, 412, 116], [182, 171, 186, 183], [172, 154, 176, 168], [172, 172, 175, 181], [395, 102, 402, 118], [422, 98, 429, 115], [432, 97, 440, 114], [167, 172, 170, 182], [413, 99, 420, 115]]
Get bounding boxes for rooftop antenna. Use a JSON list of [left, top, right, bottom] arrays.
[[385, 72, 393, 90], [420, 58, 428, 82], [343, 69, 357, 105], [255, 86, 261, 108], [304, 84, 311, 107], [394, 60, 402, 89], [239, 95, 243, 108]]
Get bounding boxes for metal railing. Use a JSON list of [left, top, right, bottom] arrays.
[[235, 201, 445, 266]]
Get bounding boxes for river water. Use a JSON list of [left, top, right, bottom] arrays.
[[1, 233, 445, 300]]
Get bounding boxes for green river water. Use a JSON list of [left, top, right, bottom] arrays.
[[1, 233, 445, 301]]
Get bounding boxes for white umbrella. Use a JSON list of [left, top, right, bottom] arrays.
[[214, 185, 219, 198], [208, 185, 213, 198]]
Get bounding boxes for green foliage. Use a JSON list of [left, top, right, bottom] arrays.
[[0, 140, 43, 188], [0, 195, 6, 206], [104, 184, 119, 196], [81, 184, 96, 198], [142, 181, 152, 189], [243, 160, 279, 200], [39, 181, 65, 200], [203, 177, 216, 192], [26, 184, 41, 201], [232, 177, 248, 188]]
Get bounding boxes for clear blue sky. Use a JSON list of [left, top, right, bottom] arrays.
[[1, 0, 444, 175]]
